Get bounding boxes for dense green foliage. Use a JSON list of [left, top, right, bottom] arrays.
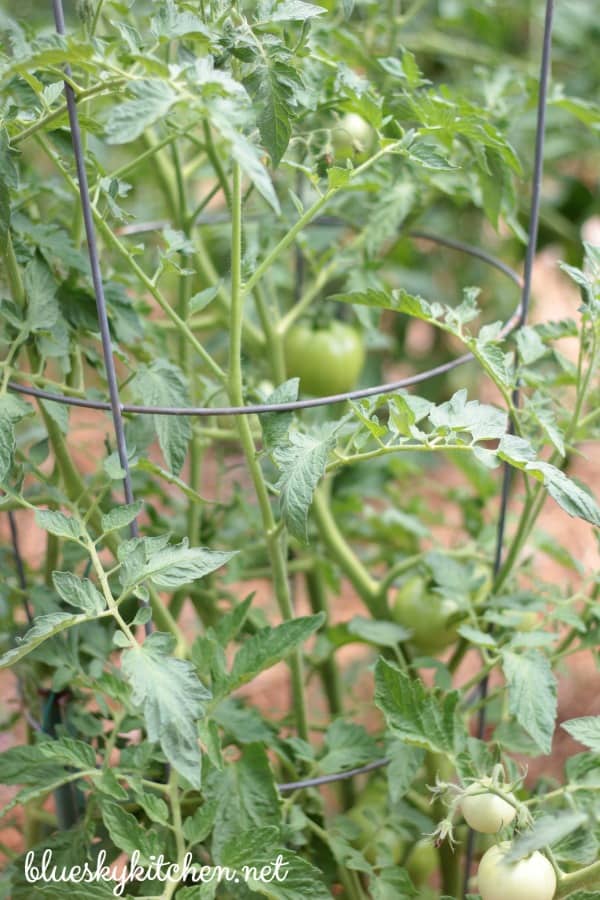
[[0, 1, 599, 898]]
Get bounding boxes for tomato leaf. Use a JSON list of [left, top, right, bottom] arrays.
[[52, 571, 106, 615], [121, 632, 211, 789], [0, 612, 91, 668], [561, 716, 600, 753], [374, 659, 467, 755], [318, 719, 379, 774], [273, 426, 336, 541], [226, 614, 324, 695], [501, 650, 557, 755], [505, 812, 588, 863], [131, 360, 191, 475], [104, 79, 177, 144]]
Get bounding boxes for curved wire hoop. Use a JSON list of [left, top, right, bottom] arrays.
[[7, 231, 523, 417]]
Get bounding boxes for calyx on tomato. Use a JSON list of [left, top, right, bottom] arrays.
[[283, 320, 365, 396]]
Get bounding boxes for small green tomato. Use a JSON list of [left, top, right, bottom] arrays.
[[405, 839, 437, 885], [461, 778, 517, 833]]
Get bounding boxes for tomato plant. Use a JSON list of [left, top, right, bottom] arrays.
[[0, 2, 599, 900]]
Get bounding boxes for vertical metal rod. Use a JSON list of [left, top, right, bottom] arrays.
[[51, 0, 150, 631], [462, 0, 555, 893]]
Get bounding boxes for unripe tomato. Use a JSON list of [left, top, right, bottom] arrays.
[[332, 113, 375, 163], [461, 778, 517, 833], [391, 575, 460, 654], [405, 839, 437, 885], [477, 842, 556, 900], [283, 321, 365, 396]]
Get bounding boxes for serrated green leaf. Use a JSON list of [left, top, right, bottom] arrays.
[[101, 799, 155, 858], [318, 720, 379, 775], [371, 866, 418, 899], [52, 571, 106, 615], [0, 611, 90, 668], [271, 1, 326, 21], [501, 650, 557, 755], [101, 501, 143, 535], [525, 461, 600, 527], [183, 800, 218, 845], [24, 257, 59, 332], [105, 79, 177, 144], [131, 360, 191, 475], [386, 741, 424, 804], [374, 659, 467, 755], [562, 716, 600, 752], [245, 60, 299, 167], [35, 508, 82, 540], [428, 389, 508, 442], [135, 790, 170, 824], [0, 743, 68, 785], [221, 825, 332, 899], [36, 736, 97, 770], [213, 111, 280, 213], [0, 414, 15, 483], [211, 744, 280, 860], [120, 537, 235, 591], [273, 427, 335, 541], [260, 378, 299, 449], [227, 614, 324, 694], [505, 812, 588, 863], [122, 632, 211, 788], [457, 624, 497, 647], [346, 616, 411, 647]]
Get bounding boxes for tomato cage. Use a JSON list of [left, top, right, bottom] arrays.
[[4, 0, 556, 894]]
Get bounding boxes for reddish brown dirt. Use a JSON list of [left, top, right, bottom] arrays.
[[0, 245, 598, 868]]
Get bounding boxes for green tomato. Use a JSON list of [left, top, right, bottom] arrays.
[[477, 842, 556, 900], [283, 321, 365, 396], [332, 113, 375, 163], [405, 839, 437, 886], [461, 778, 517, 833], [392, 575, 460, 654]]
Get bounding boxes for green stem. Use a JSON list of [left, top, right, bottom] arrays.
[[228, 163, 309, 741], [254, 284, 287, 383], [203, 120, 232, 209], [304, 566, 354, 809], [556, 860, 600, 898], [426, 753, 461, 897], [312, 484, 384, 616]]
